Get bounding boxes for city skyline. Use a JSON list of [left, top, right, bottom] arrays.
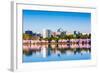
[[23, 28, 90, 35], [23, 10, 91, 33]]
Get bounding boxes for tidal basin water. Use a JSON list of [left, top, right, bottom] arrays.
[[23, 43, 91, 62]]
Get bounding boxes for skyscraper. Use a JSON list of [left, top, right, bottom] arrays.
[[43, 29, 51, 38], [25, 30, 33, 35]]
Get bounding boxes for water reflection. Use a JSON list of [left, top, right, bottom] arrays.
[[23, 43, 91, 58]]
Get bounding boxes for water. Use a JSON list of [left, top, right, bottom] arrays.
[[23, 44, 91, 62]]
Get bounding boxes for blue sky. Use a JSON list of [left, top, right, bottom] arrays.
[[23, 10, 91, 33]]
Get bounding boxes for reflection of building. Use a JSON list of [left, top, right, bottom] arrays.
[[42, 45, 51, 58], [43, 29, 51, 38]]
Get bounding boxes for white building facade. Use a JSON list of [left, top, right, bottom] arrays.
[[43, 29, 51, 38]]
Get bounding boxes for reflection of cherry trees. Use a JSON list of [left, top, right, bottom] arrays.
[[23, 43, 91, 56], [23, 37, 91, 57]]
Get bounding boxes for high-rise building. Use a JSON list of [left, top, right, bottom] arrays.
[[74, 31, 77, 35], [43, 29, 51, 38], [74, 31, 80, 35], [25, 30, 33, 35], [57, 28, 67, 36]]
